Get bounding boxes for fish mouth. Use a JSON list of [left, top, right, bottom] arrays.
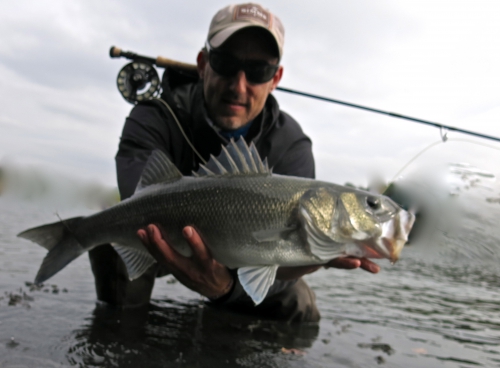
[[376, 237, 406, 263], [357, 210, 415, 263]]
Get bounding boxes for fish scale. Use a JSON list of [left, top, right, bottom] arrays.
[[82, 175, 316, 267], [17, 139, 414, 305]]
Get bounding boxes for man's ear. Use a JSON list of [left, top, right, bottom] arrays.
[[196, 51, 207, 79], [269, 65, 284, 91]]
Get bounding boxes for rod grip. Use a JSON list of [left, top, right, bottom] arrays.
[[155, 56, 197, 73], [110, 45, 197, 73]]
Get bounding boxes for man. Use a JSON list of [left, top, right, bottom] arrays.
[[90, 3, 379, 322]]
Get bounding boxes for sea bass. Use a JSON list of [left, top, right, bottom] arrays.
[[18, 139, 415, 305]]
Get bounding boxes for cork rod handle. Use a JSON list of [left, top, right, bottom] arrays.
[[110, 45, 197, 73], [155, 56, 197, 72]]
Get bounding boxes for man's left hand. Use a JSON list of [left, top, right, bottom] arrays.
[[276, 257, 380, 281]]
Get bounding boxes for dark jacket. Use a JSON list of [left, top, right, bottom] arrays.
[[114, 79, 315, 304], [116, 82, 314, 199]]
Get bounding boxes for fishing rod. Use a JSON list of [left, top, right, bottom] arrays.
[[109, 46, 500, 144], [275, 87, 500, 144]]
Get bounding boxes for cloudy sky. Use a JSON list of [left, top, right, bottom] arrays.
[[1, 0, 499, 188]]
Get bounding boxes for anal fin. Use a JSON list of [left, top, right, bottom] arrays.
[[238, 265, 279, 305], [112, 243, 157, 280]]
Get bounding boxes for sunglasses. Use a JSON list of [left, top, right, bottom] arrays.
[[205, 43, 279, 84]]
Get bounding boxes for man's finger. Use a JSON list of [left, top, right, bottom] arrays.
[[325, 257, 361, 269], [138, 228, 162, 261], [182, 226, 211, 263], [145, 224, 185, 267], [137, 229, 150, 247], [359, 258, 380, 274]]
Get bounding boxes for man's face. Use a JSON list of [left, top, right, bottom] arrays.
[[197, 29, 283, 130]]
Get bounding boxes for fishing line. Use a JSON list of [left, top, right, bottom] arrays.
[[155, 98, 207, 165], [54, 212, 82, 245], [388, 140, 445, 186], [386, 138, 500, 191]]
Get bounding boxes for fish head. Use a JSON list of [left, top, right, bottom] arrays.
[[299, 187, 414, 262], [334, 191, 407, 237], [348, 193, 416, 263]]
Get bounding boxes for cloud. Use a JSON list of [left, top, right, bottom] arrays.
[[0, 0, 499, 188]]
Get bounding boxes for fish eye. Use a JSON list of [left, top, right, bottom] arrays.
[[366, 196, 381, 210]]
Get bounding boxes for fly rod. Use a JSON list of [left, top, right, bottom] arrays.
[[110, 46, 500, 143]]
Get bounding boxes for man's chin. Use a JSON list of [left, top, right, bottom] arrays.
[[214, 116, 247, 130]]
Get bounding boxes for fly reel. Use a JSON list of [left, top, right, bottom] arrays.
[[116, 60, 161, 104]]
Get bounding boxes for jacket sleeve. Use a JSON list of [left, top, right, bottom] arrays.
[[115, 103, 172, 200], [272, 138, 315, 179], [262, 109, 315, 179]]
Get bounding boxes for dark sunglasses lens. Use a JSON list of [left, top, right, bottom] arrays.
[[209, 53, 238, 77], [245, 65, 278, 84], [209, 52, 278, 84]]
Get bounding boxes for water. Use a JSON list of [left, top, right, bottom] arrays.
[[1, 165, 500, 367]]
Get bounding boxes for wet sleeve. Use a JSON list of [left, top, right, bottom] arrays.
[[272, 138, 315, 179], [263, 110, 315, 179], [115, 103, 172, 200], [209, 270, 297, 305]]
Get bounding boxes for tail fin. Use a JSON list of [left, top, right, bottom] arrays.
[[18, 217, 85, 284]]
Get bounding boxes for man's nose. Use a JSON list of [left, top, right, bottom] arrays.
[[229, 70, 247, 94]]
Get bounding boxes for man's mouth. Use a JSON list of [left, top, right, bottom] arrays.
[[222, 98, 247, 108]]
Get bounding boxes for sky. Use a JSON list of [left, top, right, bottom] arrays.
[[1, 0, 499, 189]]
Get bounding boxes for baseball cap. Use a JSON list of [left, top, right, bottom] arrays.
[[207, 3, 285, 60]]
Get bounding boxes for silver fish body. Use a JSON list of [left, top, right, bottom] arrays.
[[18, 139, 415, 304]]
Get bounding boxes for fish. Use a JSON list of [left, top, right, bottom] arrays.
[[18, 139, 415, 305]]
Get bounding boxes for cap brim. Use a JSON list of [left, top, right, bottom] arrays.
[[209, 23, 268, 49]]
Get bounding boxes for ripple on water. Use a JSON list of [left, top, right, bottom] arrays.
[[2, 186, 500, 367], [63, 300, 321, 368]]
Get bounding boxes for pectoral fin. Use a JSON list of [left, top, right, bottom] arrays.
[[252, 226, 297, 243], [237, 265, 279, 305], [111, 243, 157, 280]]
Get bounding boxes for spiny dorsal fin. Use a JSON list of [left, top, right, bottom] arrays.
[[226, 140, 250, 173], [195, 138, 271, 177], [204, 154, 229, 175], [218, 146, 240, 174], [197, 164, 216, 177], [136, 150, 182, 192]]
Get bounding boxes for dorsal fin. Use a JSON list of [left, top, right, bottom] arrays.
[[135, 150, 183, 192], [226, 140, 250, 173], [218, 146, 240, 174], [195, 138, 271, 177], [205, 154, 229, 175]]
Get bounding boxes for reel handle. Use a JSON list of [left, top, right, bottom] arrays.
[[110, 46, 197, 74]]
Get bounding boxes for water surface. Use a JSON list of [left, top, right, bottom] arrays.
[[1, 167, 500, 367]]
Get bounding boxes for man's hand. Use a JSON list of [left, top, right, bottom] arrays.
[[137, 224, 233, 299], [138, 224, 380, 293], [276, 257, 380, 281]]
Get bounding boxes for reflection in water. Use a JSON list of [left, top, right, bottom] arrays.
[[67, 300, 319, 367], [3, 141, 500, 367]]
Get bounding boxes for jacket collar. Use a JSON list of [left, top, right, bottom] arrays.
[[173, 82, 281, 146]]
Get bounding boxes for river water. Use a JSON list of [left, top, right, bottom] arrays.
[[1, 158, 500, 367]]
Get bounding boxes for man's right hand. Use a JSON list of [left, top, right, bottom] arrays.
[[137, 224, 234, 300], [139, 224, 381, 292]]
